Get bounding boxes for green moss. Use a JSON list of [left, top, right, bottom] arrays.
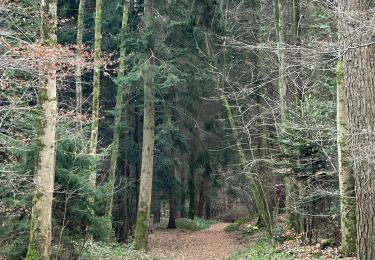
[[134, 207, 149, 251], [26, 197, 43, 260], [336, 58, 344, 86]]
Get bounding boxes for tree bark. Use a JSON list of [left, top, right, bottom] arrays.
[[197, 179, 205, 218], [119, 176, 129, 243], [167, 164, 177, 229], [188, 158, 196, 219], [134, 0, 155, 250], [26, 0, 57, 259], [89, 0, 102, 194], [273, 0, 287, 115], [180, 168, 186, 218], [75, 0, 85, 115], [337, 1, 374, 257], [152, 201, 161, 224], [105, 0, 130, 219], [204, 191, 211, 220], [273, 0, 298, 232], [336, 58, 356, 256]]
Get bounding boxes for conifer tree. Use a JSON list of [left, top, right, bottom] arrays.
[[105, 0, 130, 220]]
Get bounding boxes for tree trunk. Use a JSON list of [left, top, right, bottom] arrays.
[[188, 159, 196, 219], [167, 164, 177, 229], [204, 192, 211, 220], [105, 0, 130, 219], [152, 201, 161, 224], [197, 179, 205, 218], [337, 1, 374, 257], [75, 0, 85, 114], [273, 0, 287, 115], [134, 0, 155, 250], [119, 176, 129, 243], [273, 0, 297, 232], [89, 0, 103, 195], [285, 177, 302, 232], [219, 89, 273, 235], [336, 58, 356, 256], [180, 169, 186, 218], [26, 1, 57, 259], [128, 165, 138, 234], [217, 4, 273, 233]]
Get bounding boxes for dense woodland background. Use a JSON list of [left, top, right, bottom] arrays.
[[0, 0, 373, 259]]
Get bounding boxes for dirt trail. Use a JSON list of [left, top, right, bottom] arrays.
[[149, 223, 238, 260]]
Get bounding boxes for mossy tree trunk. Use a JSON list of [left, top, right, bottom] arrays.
[[89, 0, 103, 189], [219, 90, 274, 235], [26, 0, 58, 259], [105, 0, 130, 219], [75, 0, 85, 114], [215, 1, 273, 234], [336, 58, 356, 255], [134, 0, 155, 251], [338, 0, 375, 257]]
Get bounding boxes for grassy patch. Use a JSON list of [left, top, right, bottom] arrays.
[[80, 242, 160, 260], [229, 237, 293, 260], [224, 222, 240, 232], [175, 218, 217, 231], [224, 216, 253, 233]]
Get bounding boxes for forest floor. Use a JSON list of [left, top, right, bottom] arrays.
[[149, 223, 241, 260]]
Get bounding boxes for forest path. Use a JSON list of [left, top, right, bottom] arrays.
[[149, 223, 239, 260]]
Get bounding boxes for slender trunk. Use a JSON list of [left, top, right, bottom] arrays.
[[336, 58, 356, 256], [152, 201, 161, 224], [105, 0, 130, 219], [75, 0, 85, 114], [273, 0, 287, 115], [89, 0, 103, 193], [128, 165, 137, 233], [134, 0, 155, 250], [197, 179, 205, 218], [167, 165, 177, 229], [220, 90, 273, 234], [274, 0, 296, 231], [180, 169, 186, 218], [26, 1, 57, 259], [337, 0, 375, 258], [188, 160, 195, 219], [204, 192, 211, 220], [119, 176, 129, 243], [218, 4, 273, 233]]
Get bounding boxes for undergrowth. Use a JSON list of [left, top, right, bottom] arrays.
[[175, 218, 218, 231], [224, 216, 254, 233], [79, 242, 160, 260], [229, 237, 293, 260]]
